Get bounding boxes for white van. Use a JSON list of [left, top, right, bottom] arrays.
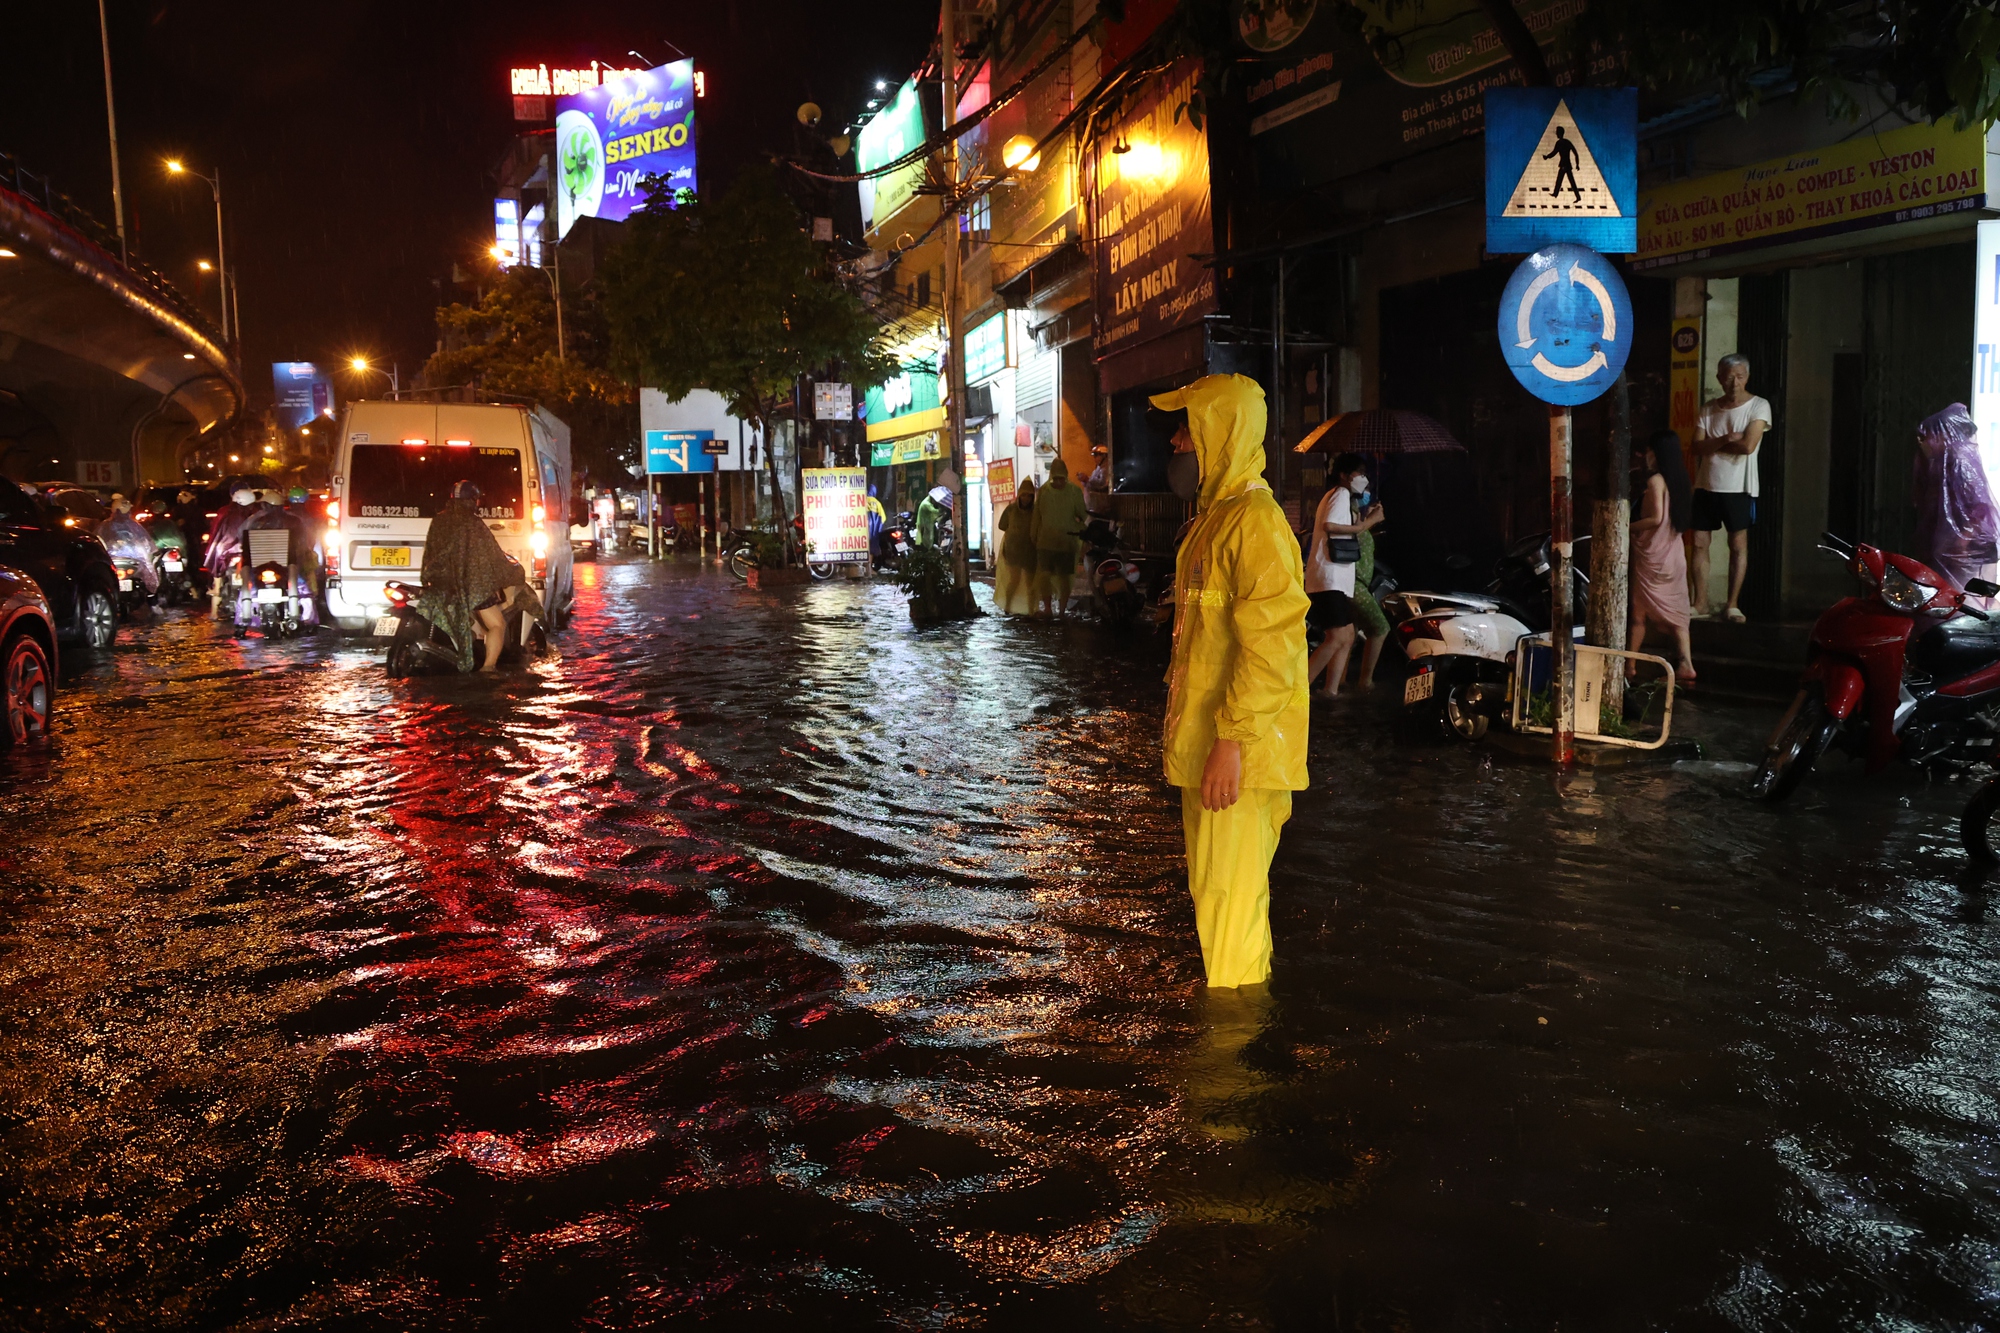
[[326, 400, 575, 636]]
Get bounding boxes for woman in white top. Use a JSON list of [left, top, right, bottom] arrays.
[[1303, 453, 1383, 696]]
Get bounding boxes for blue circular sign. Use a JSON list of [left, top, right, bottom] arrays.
[[1497, 243, 1632, 406]]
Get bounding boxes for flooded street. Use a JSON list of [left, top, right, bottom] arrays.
[[4, 557, 1999, 1329]]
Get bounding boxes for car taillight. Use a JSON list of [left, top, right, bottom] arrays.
[[134, 511, 152, 522]]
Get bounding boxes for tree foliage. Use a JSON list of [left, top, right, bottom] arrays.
[[423, 268, 638, 487], [600, 164, 897, 522]]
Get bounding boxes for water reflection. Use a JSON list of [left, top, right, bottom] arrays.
[[0, 561, 1997, 1326]]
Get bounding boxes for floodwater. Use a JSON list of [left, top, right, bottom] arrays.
[[3, 559, 1998, 1330]]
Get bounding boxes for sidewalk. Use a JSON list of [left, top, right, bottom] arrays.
[[1686, 615, 1810, 702]]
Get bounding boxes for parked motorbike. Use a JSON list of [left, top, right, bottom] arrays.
[[379, 575, 545, 677], [230, 527, 306, 640], [875, 511, 954, 572], [1753, 533, 2000, 800], [1384, 532, 1590, 740], [1082, 517, 1152, 625]]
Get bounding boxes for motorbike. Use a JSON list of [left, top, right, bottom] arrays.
[[1384, 532, 1590, 740], [1754, 533, 2000, 800], [108, 554, 153, 620], [875, 511, 954, 572], [1084, 518, 1144, 625], [152, 545, 194, 606], [230, 527, 307, 640], [379, 572, 546, 677]]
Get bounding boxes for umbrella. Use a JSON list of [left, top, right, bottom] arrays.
[[1292, 409, 1465, 456]]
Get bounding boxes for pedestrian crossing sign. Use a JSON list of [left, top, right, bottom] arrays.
[[1485, 88, 1637, 254]]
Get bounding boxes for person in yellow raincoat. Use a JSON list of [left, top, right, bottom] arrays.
[[993, 478, 1038, 615], [1029, 457, 1089, 617], [1151, 374, 1310, 988]]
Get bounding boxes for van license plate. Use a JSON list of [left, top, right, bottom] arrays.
[[369, 547, 411, 567], [1404, 671, 1435, 705], [373, 615, 399, 637]]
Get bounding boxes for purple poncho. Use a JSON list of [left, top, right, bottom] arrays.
[[1913, 403, 1999, 591]]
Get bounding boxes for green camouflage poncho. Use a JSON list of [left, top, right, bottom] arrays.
[[418, 498, 546, 671]]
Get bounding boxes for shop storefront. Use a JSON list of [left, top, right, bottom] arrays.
[[865, 365, 948, 528], [1635, 115, 1996, 619]]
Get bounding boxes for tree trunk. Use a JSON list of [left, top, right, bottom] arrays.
[[1586, 373, 1632, 710], [1475, 0, 1551, 85], [758, 409, 787, 534]]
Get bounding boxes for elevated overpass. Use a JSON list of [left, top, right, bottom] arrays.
[[0, 151, 243, 492]]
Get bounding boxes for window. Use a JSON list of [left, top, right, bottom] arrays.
[[915, 270, 931, 309], [0, 479, 43, 525], [347, 446, 524, 520]]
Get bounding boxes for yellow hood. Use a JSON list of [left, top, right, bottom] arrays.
[[1150, 374, 1269, 508]]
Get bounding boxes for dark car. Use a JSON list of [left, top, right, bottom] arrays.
[[0, 566, 56, 745], [0, 478, 120, 650]]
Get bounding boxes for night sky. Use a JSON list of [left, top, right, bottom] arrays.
[[3, 1, 935, 408]]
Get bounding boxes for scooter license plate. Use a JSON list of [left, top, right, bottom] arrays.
[[1404, 671, 1435, 705], [163, 557, 183, 572], [372, 615, 400, 637], [254, 588, 285, 604], [117, 578, 132, 592]]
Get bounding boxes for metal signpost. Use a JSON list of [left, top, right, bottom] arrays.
[[645, 429, 716, 560], [1488, 88, 1637, 765]]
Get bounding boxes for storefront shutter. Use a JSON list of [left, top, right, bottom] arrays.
[[1016, 345, 1056, 410]]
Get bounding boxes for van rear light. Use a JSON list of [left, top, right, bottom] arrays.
[[401, 438, 428, 446], [533, 554, 547, 581], [326, 499, 340, 520], [446, 439, 472, 447], [532, 504, 546, 522], [325, 541, 340, 577]]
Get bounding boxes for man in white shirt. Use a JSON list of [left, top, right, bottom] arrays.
[[1689, 353, 1772, 622]]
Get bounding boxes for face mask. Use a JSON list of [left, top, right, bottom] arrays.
[[1168, 451, 1200, 501], [1348, 474, 1370, 495]]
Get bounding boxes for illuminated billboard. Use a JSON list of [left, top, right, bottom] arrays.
[[509, 62, 643, 122], [856, 77, 926, 235], [272, 362, 333, 430], [555, 59, 697, 238]]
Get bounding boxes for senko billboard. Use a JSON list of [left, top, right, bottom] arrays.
[[271, 362, 333, 431], [555, 59, 698, 238]]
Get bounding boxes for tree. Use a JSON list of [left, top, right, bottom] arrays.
[[600, 164, 897, 529], [423, 268, 638, 488]]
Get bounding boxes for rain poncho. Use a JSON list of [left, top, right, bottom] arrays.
[[993, 480, 1038, 615], [241, 505, 320, 626], [1150, 374, 1309, 988], [1912, 403, 1999, 591], [1029, 459, 1089, 605], [96, 512, 160, 594], [419, 497, 546, 672], [203, 499, 265, 577], [915, 487, 951, 546]]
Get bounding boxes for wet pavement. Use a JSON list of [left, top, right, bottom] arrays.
[[3, 557, 1999, 1330]]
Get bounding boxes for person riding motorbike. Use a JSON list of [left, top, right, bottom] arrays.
[[96, 492, 161, 597], [204, 486, 267, 612], [239, 494, 321, 628], [420, 480, 547, 672], [915, 484, 954, 547]]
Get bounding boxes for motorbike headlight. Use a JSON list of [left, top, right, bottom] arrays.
[[1880, 566, 1936, 612]]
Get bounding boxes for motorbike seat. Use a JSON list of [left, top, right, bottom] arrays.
[[1912, 613, 2000, 678]]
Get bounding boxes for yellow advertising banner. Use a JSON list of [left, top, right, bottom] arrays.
[[800, 467, 871, 564], [1634, 120, 1987, 271], [1669, 317, 1702, 440]]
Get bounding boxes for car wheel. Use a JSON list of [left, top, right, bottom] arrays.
[[78, 588, 116, 651], [0, 631, 52, 747]]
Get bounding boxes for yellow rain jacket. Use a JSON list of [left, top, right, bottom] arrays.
[[1153, 374, 1310, 793]]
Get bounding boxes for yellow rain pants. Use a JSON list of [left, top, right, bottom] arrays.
[[1181, 787, 1292, 988]]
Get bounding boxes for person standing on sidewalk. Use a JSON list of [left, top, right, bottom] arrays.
[[1629, 430, 1696, 685], [1688, 353, 1771, 622], [1152, 374, 1309, 990], [1302, 454, 1382, 697], [1029, 458, 1089, 618]]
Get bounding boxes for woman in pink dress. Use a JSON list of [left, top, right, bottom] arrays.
[[1630, 430, 1697, 684]]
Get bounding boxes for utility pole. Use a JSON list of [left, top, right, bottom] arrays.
[[940, 0, 971, 606], [1549, 404, 1575, 765], [96, 0, 127, 262]]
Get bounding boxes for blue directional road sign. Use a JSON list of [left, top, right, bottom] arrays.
[[645, 429, 716, 475], [1498, 244, 1633, 406], [1486, 88, 1637, 254]]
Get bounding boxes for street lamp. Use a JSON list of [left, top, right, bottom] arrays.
[[348, 356, 400, 395], [165, 158, 230, 346]]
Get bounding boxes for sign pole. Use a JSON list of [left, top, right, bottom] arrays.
[[1549, 403, 1575, 765]]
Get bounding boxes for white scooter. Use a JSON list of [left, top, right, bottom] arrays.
[[1386, 533, 1589, 740]]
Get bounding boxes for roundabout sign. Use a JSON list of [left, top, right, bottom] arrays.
[[1497, 243, 1632, 406]]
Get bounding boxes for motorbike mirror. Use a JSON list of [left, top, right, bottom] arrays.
[[1968, 578, 2000, 597]]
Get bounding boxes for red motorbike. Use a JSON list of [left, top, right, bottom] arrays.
[[1754, 533, 2000, 800]]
